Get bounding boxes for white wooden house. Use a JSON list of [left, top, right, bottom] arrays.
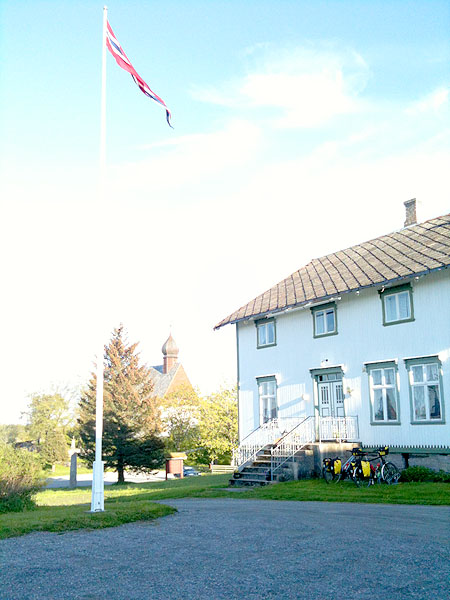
[[215, 201, 450, 477]]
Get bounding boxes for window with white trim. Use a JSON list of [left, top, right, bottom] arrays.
[[256, 319, 276, 348], [257, 377, 277, 424], [367, 364, 399, 423], [406, 360, 443, 422], [379, 284, 414, 326], [311, 303, 337, 337]]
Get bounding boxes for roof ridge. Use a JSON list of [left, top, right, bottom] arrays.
[[214, 212, 450, 330], [312, 213, 450, 264]]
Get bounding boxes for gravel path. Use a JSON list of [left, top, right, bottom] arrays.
[[1, 499, 449, 600]]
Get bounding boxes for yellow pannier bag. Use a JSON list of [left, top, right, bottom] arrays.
[[334, 459, 341, 475], [361, 460, 371, 477]]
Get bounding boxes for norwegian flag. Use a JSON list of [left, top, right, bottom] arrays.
[[106, 21, 172, 127]]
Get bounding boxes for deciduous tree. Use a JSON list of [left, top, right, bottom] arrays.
[[0, 424, 27, 445], [198, 387, 238, 463], [161, 385, 201, 453], [22, 393, 71, 468]]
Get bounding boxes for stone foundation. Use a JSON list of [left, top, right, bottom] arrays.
[[286, 443, 450, 479]]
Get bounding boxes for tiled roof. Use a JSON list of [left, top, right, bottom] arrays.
[[215, 213, 450, 329], [149, 363, 180, 396]]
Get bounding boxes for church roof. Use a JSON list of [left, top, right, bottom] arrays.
[[149, 363, 191, 397]]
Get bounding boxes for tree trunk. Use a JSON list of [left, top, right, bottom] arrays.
[[117, 457, 125, 483]]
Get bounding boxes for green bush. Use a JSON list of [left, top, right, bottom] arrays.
[[434, 470, 450, 483], [0, 444, 44, 513], [400, 465, 450, 483]]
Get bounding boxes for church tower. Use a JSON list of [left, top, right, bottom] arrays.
[[162, 333, 179, 374]]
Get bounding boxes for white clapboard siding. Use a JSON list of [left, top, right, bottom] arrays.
[[237, 269, 450, 449]]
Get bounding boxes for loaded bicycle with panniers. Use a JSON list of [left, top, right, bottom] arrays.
[[322, 445, 400, 487]]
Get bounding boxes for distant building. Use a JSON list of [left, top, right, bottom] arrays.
[[149, 334, 192, 397]]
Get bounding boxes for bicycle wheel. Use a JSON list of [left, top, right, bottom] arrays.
[[352, 472, 373, 487], [322, 467, 334, 483], [381, 462, 400, 484]]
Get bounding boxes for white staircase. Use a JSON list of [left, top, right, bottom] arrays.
[[230, 417, 316, 486]]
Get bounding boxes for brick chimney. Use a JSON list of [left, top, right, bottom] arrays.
[[404, 198, 417, 227], [162, 334, 179, 374]]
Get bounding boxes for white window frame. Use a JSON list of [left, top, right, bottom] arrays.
[[257, 377, 278, 425], [380, 284, 414, 326], [311, 303, 337, 338], [405, 358, 444, 423], [366, 362, 400, 424], [256, 318, 276, 348]]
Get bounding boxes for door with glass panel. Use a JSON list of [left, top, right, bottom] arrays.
[[318, 373, 344, 417], [258, 378, 277, 424]]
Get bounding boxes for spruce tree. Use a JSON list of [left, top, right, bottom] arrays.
[[78, 325, 164, 483]]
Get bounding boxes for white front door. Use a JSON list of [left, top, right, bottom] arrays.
[[318, 376, 345, 417]]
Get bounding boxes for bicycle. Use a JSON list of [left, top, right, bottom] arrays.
[[372, 446, 401, 484], [351, 446, 401, 486], [323, 454, 359, 483], [322, 457, 342, 483], [336, 455, 357, 482], [350, 447, 376, 487], [323, 446, 401, 487]]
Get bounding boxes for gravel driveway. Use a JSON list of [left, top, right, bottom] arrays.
[[1, 499, 449, 600]]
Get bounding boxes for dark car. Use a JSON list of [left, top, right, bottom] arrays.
[[183, 466, 201, 477]]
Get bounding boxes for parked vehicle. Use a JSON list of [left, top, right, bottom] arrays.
[[371, 446, 401, 485], [183, 466, 201, 477], [322, 457, 342, 483], [322, 446, 401, 487]]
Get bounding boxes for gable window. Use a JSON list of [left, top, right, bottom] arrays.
[[311, 303, 337, 338], [405, 357, 444, 423], [257, 376, 277, 424], [256, 318, 276, 348], [365, 361, 399, 424], [379, 284, 414, 326]]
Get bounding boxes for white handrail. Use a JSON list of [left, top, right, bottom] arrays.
[[319, 416, 359, 442], [232, 418, 303, 470], [270, 417, 316, 480]]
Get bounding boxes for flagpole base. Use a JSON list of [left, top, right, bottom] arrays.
[[90, 460, 105, 512]]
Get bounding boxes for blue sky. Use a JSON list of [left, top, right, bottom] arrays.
[[1, 1, 449, 423]]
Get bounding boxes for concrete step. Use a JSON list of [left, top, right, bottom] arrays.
[[229, 477, 270, 487], [241, 465, 268, 472], [238, 472, 268, 480]]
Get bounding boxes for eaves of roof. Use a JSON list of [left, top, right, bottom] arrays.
[[214, 213, 450, 330]]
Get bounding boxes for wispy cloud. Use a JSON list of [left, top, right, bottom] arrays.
[[191, 45, 370, 128], [405, 87, 449, 115], [110, 119, 263, 193]]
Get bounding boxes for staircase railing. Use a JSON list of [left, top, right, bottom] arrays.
[[232, 418, 301, 471], [319, 416, 359, 442], [270, 416, 315, 480]]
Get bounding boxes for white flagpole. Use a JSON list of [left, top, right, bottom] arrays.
[[91, 5, 108, 513]]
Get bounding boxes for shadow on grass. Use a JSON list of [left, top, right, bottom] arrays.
[[37, 474, 450, 508], [0, 501, 176, 540], [2, 476, 448, 540]]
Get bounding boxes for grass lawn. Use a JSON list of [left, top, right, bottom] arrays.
[[46, 464, 93, 477], [1, 474, 448, 539], [227, 479, 450, 505], [0, 501, 175, 540]]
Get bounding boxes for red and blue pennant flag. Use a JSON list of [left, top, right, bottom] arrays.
[[106, 21, 172, 128]]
